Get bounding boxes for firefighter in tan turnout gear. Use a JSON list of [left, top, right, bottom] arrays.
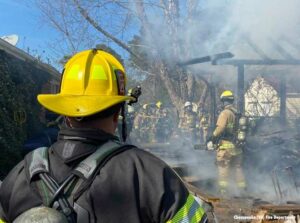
[[178, 101, 197, 141], [208, 90, 246, 195]]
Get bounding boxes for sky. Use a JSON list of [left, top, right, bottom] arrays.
[[0, 0, 58, 65], [0, 0, 138, 69]]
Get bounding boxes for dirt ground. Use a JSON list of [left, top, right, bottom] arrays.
[[185, 182, 300, 223]]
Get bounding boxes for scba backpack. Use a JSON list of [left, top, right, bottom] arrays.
[[17, 140, 134, 223]]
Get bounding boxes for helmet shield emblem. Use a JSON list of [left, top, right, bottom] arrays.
[[115, 69, 125, 95]]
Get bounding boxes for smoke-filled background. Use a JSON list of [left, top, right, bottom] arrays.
[[131, 0, 300, 202], [14, 0, 300, 202]]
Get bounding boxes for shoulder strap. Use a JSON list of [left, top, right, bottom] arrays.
[[27, 140, 132, 181], [72, 141, 135, 199], [28, 147, 49, 181], [225, 107, 241, 123], [26, 141, 135, 222], [73, 140, 123, 180], [224, 107, 242, 140], [225, 107, 237, 115], [26, 141, 135, 206]]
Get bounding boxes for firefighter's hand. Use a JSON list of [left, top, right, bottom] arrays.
[[207, 141, 215, 150], [207, 135, 217, 144]]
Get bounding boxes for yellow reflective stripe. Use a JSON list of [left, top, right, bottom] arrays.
[[227, 122, 234, 129], [166, 194, 193, 223], [0, 219, 6, 223], [166, 194, 206, 223], [191, 206, 206, 223], [66, 64, 81, 79], [237, 181, 246, 188], [92, 65, 107, 80], [219, 143, 234, 149], [219, 180, 228, 187]]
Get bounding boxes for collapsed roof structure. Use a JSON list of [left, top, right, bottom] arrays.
[[213, 35, 300, 123]]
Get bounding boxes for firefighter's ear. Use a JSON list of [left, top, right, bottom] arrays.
[[112, 111, 120, 123]]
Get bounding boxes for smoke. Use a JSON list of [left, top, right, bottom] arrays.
[[204, 0, 300, 58], [245, 118, 300, 203], [208, 0, 300, 202], [126, 0, 300, 203]]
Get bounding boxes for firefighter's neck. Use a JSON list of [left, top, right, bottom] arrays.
[[66, 114, 119, 134], [223, 101, 233, 108]]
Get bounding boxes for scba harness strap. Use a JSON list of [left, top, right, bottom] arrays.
[[26, 140, 134, 223]]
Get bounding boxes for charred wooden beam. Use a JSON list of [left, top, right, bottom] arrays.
[[270, 39, 295, 60], [237, 65, 245, 114], [216, 59, 300, 66], [184, 182, 220, 203], [177, 52, 234, 66], [209, 85, 217, 132], [243, 35, 270, 60]]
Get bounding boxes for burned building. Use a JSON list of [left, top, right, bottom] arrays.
[[174, 34, 300, 222]]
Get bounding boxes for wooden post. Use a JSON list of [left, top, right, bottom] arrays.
[[237, 65, 245, 114], [280, 75, 286, 123], [209, 84, 216, 134]]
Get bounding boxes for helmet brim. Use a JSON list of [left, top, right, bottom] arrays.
[[38, 94, 134, 117]]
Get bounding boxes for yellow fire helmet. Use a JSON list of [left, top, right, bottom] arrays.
[[142, 104, 148, 110], [38, 49, 134, 117], [156, 101, 162, 109], [220, 90, 234, 101]]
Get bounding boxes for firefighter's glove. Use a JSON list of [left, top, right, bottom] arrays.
[[128, 86, 141, 105], [207, 135, 217, 144], [207, 141, 215, 150]]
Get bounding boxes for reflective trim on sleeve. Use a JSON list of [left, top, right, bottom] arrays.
[[237, 181, 246, 188], [0, 219, 6, 223], [219, 142, 235, 149], [218, 180, 228, 188], [166, 194, 206, 223]]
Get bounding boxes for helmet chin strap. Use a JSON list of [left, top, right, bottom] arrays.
[[65, 117, 74, 128], [223, 100, 233, 107], [114, 69, 127, 142], [121, 103, 127, 142]]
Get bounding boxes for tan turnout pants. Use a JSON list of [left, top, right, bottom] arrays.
[[216, 140, 246, 192]]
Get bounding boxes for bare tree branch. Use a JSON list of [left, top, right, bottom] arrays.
[[158, 62, 182, 111], [72, 0, 139, 58], [195, 75, 209, 107], [37, 0, 77, 53], [187, 0, 199, 21], [35, 0, 209, 113]]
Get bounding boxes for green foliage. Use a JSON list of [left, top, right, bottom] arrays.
[[0, 51, 50, 178], [59, 55, 72, 66]]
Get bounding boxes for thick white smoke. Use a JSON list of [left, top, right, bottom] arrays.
[[149, 0, 300, 201], [205, 0, 300, 59], [129, 0, 300, 202]]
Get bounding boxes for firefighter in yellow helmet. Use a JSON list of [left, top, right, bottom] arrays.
[[155, 101, 172, 142], [0, 49, 207, 223], [178, 101, 197, 141], [133, 103, 148, 142], [199, 107, 209, 144], [207, 90, 246, 195]]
